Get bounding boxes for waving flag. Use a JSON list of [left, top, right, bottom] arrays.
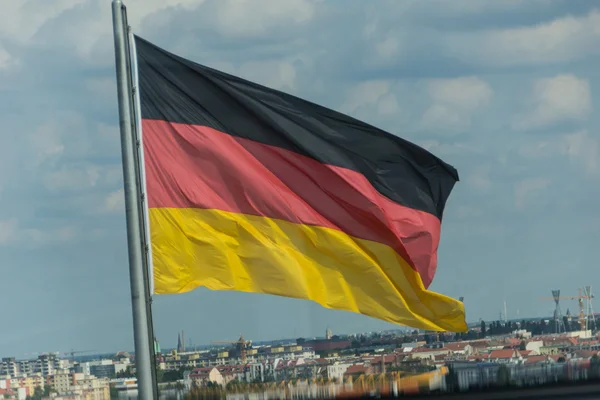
[[135, 36, 466, 332]]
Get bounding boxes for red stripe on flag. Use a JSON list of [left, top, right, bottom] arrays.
[[143, 119, 442, 287]]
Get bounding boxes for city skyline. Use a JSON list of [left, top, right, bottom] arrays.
[[1, 0, 600, 357]]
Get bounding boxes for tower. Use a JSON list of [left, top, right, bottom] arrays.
[[177, 333, 182, 353], [584, 286, 596, 332], [552, 290, 565, 334], [154, 337, 161, 355]]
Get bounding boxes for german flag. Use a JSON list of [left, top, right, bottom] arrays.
[[135, 36, 467, 332]]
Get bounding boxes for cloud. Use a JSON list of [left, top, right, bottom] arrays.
[[0, 219, 18, 244], [205, 0, 315, 38], [564, 130, 599, 175], [0, 0, 84, 41], [515, 74, 592, 129], [418, 140, 482, 158], [445, 9, 600, 67], [420, 77, 493, 133], [0, 46, 13, 69], [238, 60, 297, 90], [341, 80, 393, 113], [466, 165, 492, 192], [44, 166, 101, 192], [1, 0, 600, 353], [43, 164, 121, 193], [0, 219, 77, 247], [514, 178, 551, 210], [29, 117, 70, 166], [103, 189, 124, 214]]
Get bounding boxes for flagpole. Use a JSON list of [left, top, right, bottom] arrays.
[[111, 1, 157, 398], [128, 22, 160, 400]]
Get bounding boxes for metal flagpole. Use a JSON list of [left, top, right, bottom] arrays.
[[111, 0, 157, 398], [128, 22, 160, 400]]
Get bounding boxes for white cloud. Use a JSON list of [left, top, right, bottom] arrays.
[[209, 0, 315, 38], [0, 0, 207, 64], [24, 226, 78, 246], [515, 75, 592, 129], [238, 60, 297, 90], [421, 77, 493, 132], [44, 166, 101, 192], [28, 114, 121, 170], [376, 93, 400, 116], [29, 119, 70, 166], [85, 77, 116, 101], [128, 0, 204, 28], [514, 178, 551, 210], [417, 140, 481, 159], [341, 80, 393, 114], [517, 130, 599, 177], [445, 9, 600, 67], [0, 219, 18, 244], [466, 165, 492, 192], [0, 0, 84, 41], [0, 219, 76, 247], [453, 205, 484, 220], [564, 130, 599, 176], [0, 46, 13, 69], [104, 189, 125, 214]]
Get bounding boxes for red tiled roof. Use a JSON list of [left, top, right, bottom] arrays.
[[371, 355, 396, 364], [411, 347, 449, 353], [489, 349, 517, 359], [573, 350, 599, 359], [467, 340, 490, 348], [524, 356, 548, 365], [190, 367, 214, 377], [467, 354, 489, 361], [344, 365, 367, 375], [445, 343, 470, 351]]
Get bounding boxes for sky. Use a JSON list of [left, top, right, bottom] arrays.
[[0, 0, 599, 357]]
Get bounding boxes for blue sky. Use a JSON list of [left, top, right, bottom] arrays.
[[0, 0, 599, 357]]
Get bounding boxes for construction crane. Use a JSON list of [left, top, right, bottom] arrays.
[[211, 335, 252, 363], [62, 350, 96, 363], [540, 288, 594, 331]]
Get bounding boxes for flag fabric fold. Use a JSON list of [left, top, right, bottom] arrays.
[[135, 35, 467, 332]]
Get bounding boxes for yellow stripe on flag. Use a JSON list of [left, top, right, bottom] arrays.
[[149, 208, 467, 332]]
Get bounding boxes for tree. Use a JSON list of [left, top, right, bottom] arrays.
[[590, 354, 600, 378], [480, 320, 486, 338], [496, 364, 510, 387], [519, 341, 527, 351], [557, 356, 566, 363], [26, 386, 44, 400], [161, 368, 185, 382], [117, 366, 134, 378]]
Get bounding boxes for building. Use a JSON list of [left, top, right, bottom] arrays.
[[0, 358, 18, 377], [51, 373, 73, 394], [47, 372, 110, 399], [187, 367, 223, 387], [38, 354, 60, 376], [326, 363, 351, 382], [445, 343, 474, 356], [302, 340, 351, 353]]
